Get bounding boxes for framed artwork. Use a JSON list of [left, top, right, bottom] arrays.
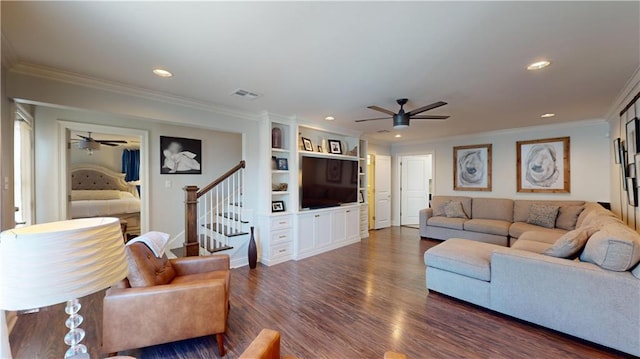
[[276, 158, 289, 171], [517, 136, 570, 193], [629, 163, 637, 179], [302, 137, 313, 152], [358, 191, 365, 203], [160, 136, 202, 174], [453, 144, 492, 191], [613, 138, 622, 164], [635, 154, 640, 185], [326, 159, 342, 183], [626, 118, 640, 163], [628, 178, 638, 207], [328, 140, 342, 154], [272, 200, 286, 212]]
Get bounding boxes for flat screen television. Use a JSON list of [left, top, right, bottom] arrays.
[[301, 156, 359, 209]]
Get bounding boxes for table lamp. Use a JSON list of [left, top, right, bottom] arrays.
[[0, 217, 129, 358]]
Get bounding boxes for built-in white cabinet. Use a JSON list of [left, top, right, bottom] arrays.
[[296, 205, 360, 260], [258, 213, 293, 266]]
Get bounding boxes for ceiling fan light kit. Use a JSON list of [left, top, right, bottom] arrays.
[[77, 140, 100, 155]]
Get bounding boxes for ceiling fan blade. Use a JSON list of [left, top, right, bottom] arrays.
[[97, 140, 128, 144], [367, 105, 396, 116], [355, 117, 393, 123], [77, 135, 91, 140], [100, 142, 119, 147], [407, 101, 447, 116], [411, 115, 450, 120]]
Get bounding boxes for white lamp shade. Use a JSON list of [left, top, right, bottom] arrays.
[[0, 217, 128, 311]]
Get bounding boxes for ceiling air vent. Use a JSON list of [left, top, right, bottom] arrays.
[[231, 89, 261, 100], [377, 129, 390, 133]]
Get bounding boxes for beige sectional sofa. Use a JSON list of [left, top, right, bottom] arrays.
[[422, 197, 640, 356], [419, 196, 587, 246]]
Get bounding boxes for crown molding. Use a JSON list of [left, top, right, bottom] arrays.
[[1, 32, 19, 69], [606, 65, 640, 120], [9, 62, 263, 122], [391, 118, 608, 149]]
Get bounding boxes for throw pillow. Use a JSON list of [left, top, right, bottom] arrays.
[[555, 205, 585, 231], [526, 204, 560, 229], [580, 223, 640, 271], [443, 201, 468, 219], [432, 199, 450, 217], [543, 227, 593, 258]]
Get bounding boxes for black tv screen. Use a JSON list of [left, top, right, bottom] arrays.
[[301, 156, 359, 209]]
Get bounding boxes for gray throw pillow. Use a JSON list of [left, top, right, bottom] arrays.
[[543, 227, 592, 258], [443, 201, 468, 219], [555, 205, 585, 231], [526, 204, 560, 229], [580, 223, 640, 271]]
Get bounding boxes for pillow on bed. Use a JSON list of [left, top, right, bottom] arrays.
[[71, 190, 122, 201]]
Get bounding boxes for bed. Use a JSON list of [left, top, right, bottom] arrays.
[[71, 164, 141, 236]]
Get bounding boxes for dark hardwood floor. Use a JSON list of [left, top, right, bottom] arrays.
[[9, 227, 633, 358]]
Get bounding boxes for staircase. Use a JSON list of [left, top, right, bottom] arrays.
[[180, 161, 248, 259]]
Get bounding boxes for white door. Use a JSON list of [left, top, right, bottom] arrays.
[[374, 155, 391, 229], [401, 155, 432, 225]]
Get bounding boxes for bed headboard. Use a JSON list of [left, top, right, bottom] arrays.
[[71, 164, 138, 197]]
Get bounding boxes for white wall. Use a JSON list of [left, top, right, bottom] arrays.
[[0, 65, 14, 231], [367, 142, 391, 156], [391, 120, 611, 225], [70, 142, 125, 172]]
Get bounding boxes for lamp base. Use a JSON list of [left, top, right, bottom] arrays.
[[64, 299, 87, 359]]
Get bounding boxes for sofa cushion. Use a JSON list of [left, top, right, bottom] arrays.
[[580, 223, 640, 271], [511, 239, 554, 254], [526, 204, 560, 229], [471, 198, 514, 222], [424, 238, 497, 281], [543, 227, 593, 258], [464, 219, 510, 236], [427, 216, 467, 230], [444, 201, 468, 219], [431, 196, 472, 218], [555, 205, 585, 230], [516, 230, 565, 244], [513, 200, 585, 223], [509, 222, 567, 239]]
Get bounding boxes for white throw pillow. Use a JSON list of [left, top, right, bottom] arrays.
[[443, 201, 468, 219], [526, 204, 560, 229]]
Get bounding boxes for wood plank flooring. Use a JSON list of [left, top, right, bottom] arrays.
[[9, 227, 633, 358]]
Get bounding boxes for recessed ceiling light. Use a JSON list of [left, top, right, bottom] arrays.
[[153, 68, 173, 77], [541, 113, 556, 118], [394, 134, 402, 138], [527, 60, 551, 71], [324, 116, 335, 121]]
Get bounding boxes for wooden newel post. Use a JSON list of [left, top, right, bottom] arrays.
[[184, 185, 200, 257]]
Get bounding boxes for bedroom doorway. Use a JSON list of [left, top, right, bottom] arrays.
[[59, 121, 149, 236]]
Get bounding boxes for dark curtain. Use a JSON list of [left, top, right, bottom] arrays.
[[122, 149, 140, 182]]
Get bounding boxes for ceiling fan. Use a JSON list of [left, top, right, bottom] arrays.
[[73, 132, 128, 154], [355, 98, 449, 129]]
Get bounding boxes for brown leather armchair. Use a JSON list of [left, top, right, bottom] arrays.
[[101, 242, 230, 356]]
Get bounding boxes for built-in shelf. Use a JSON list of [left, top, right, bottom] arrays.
[[272, 148, 290, 153], [272, 191, 290, 195], [299, 151, 359, 161], [272, 170, 289, 174]]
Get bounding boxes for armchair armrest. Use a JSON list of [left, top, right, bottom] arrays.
[[102, 280, 226, 354], [171, 254, 230, 275], [239, 329, 281, 359]]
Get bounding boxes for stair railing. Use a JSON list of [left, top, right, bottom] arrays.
[[184, 160, 245, 256]]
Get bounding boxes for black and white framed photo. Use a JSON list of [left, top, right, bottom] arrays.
[[272, 200, 285, 212], [453, 144, 492, 191], [626, 118, 640, 164], [614, 138, 622, 164], [517, 137, 570, 193], [276, 158, 289, 171], [302, 137, 313, 152], [160, 136, 202, 174], [328, 140, 342, 154], [628, 178, 638, 207]]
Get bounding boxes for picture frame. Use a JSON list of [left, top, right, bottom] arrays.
[[272, 200, 286, 212], [626, 118, 640, 163], [613, 138, 622, 164], [160, 136, 202, 174], [635, 154, 640, 185], [629, 163, 637, 179], [453, 144, 492, 191], [627, 177, 638, 207], [302, 137, 313, 152], [326, 159, 342, 183], [358, 191, 365, 203], [317, 145, 323, 152], [517, 136, 570, 193], [276, 158, 289, 171], [621, 140, 628, 190], [328, 139, 342, 155]]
